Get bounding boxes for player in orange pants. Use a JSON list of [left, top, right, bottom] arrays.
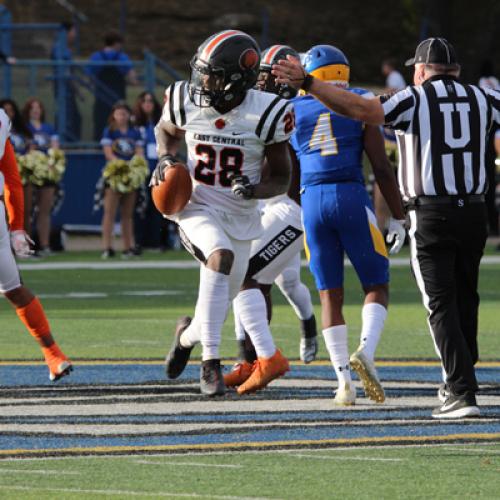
[[0, 109, 72, 381]]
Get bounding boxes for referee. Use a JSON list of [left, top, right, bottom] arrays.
[[272, 37, 500, 418]]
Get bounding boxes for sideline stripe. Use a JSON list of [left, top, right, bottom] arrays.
[[0, 484, 270, 499], [1, 360, 498, 367], [16, 255, 500, 271], [1, 433, 498, 458]]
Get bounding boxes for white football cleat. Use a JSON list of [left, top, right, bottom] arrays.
[[350, 348, 385, 403], [334, 382, 356, 406]]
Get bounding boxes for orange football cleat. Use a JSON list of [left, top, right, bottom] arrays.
[[43, 345, 73, 381], [223, 361, 255, 387], [237, 349, 289, 395]]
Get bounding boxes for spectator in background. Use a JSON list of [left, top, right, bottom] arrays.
[[381, 58, 406, 93], [87, 31, 138, 140], [132, 91, 165, 250], [0, 98, 34, 233], [22, 98, 60, 256], [100, 102, 144, 258], [478, 60, 499, 91], [51, 21, 81, 142], [478, 60, 499, 235]]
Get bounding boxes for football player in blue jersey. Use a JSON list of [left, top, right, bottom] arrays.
[[287, 45, 406, 405]]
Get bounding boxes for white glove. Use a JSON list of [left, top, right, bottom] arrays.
[[10, 230, 35, 258], [386, 218, 406, 255]]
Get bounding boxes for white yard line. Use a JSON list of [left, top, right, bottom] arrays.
[[17, 255, 500, 271], [441, 447, 500, 454], [0, 484, 277, 499], [288, 453, 406, 462], [133, 459, 243, 468], [0, 468, 80, 475]]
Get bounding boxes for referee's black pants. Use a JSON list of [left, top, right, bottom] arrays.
[[408, 202, 488, 396]]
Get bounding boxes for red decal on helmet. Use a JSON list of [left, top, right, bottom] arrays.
[[240, 48, 259, 70]]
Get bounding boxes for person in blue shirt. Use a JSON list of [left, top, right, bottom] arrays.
[[100, 101, 144, 258], [289, 45, 406, 405], [22, 98, 60, 256], [87, 31, 138, 140], [51, 22, 81, 142], [132, 91, 171, 250]]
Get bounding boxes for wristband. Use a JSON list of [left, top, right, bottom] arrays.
[[301, 74, 314, 92]]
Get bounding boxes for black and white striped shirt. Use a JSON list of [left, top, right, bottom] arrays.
[[382, 76, 500, 200]]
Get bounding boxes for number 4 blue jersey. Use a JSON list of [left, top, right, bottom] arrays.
[[290, 87, 373, 187]]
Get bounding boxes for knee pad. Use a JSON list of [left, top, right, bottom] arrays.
[[275, 267, 300, 295]]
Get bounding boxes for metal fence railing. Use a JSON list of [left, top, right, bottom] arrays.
[[0, 7, 182, 147]]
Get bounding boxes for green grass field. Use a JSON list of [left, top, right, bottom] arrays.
[[0, 444, 498, 499], [1, 251, 498, 361], [0, 250, 498, 499]]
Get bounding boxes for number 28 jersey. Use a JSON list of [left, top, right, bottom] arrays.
[[290, 88, 373, 187], [161, 82, 294, 215]]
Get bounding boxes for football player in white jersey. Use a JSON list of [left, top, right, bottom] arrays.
[[152, 30, 294, 396], [225, 45, 318, 391], [0, 109, 72, 381]]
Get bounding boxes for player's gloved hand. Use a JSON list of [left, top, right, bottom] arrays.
[[149, 154, 178, 186], [386, 218, 406, 255], [10, 230, 35, 258], [230, 174, 255, 200]]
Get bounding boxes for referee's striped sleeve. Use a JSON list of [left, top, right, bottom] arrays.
[[381, 87, 415, 131], [484, 87, 500, 125]]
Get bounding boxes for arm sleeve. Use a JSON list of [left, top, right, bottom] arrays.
[[266, 102, 295, 144], [1, 140, 24, 230], [381, 87, 415, 131], [100, 127, 113, 147]]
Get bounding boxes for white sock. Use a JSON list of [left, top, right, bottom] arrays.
[[233, 288, 276, 358], [180, 316, 200, 348], [322, 325, 351, 385], [359, 303, 387, 360], [232, 302, 246, 342], [196, 266, 230, 361], [275, 269, 314, 320]]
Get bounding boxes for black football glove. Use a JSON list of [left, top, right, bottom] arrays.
[[230, 174, 255, 200], [150, 154, 178, 186]]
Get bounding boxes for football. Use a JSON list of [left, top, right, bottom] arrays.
[[151, 163, 192, 215]]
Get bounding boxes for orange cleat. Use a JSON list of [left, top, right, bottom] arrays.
[[237, 349, 289, 395], [223, 361, 255, 387], [43, 345, 73, 382], [48, 359, 73, 381]]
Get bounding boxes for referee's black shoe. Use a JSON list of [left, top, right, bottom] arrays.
[[432, 392, 480, 419], [165, 316, 193, 379]]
